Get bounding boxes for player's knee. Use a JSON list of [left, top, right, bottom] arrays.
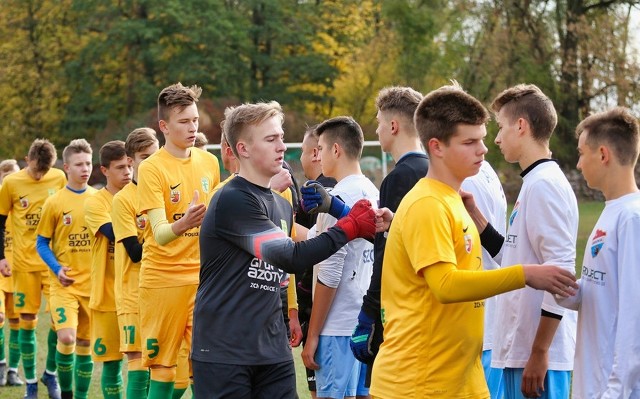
[[57, 330, 77, 346], [0, 312, 5, 324], [20, 313, 37, 321]]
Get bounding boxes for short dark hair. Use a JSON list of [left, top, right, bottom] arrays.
[[157, 83, 202, 122], [315, 116, 364, 160], [576, 107, 640, 166], [125, 128, 158, 158], [491, 84, 557, 142], [99, 140, 127, 168], [62, 139, 92, 164], [27, 139, 57, 173], [415, 83, 489, 149], [375, 86, 423, 121]]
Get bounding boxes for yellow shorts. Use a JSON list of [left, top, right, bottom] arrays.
[[117, 313, 142, 353], [13, 270, 51, 314], [175, 338, 191, 388], [139, 285, 196, 368], [91, 310, 124, 362], [49, 289, 91, 340], [1, 290, 19, 319]]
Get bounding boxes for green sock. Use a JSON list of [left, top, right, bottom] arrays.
[[102, 360, 124, 398], [74, 354, 93, 399], [0, 325, 5, 362], [19, 328, 36, 380], [127, 369, 149, 398], [148, 380, 174, 399], [46, 328, 57, 373], [8, 328, 20, 369], [172, 387, 187, 399], [191, 383, 195, 398], [55, 351, 74, 393]]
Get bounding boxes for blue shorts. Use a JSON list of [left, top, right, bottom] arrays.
[[503, 367, 570, 399], [482, 350, 504, 399], [315, 335, 368, 398]]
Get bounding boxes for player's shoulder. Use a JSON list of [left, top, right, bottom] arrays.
[[85, 187, 109, 207], [192, 147, 220, 168], [1, 169, 26, 186], [113, 182, 135, 201], [47, 167, 66, 179]]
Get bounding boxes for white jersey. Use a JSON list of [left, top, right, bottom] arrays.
[[492, 160, 578, 370], [313, 174, 379, 336], [462, 161, 507, 351], [563, 192, 640, 399]]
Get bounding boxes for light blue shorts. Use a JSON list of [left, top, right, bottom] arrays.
[[315, 335, 369, 398], [482, 350, 504, 399], [503, 367, 571, 399]]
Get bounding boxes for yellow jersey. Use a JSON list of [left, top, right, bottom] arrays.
[[0, 184, 12, 293], [37, 186, 97, 297], [111, 182, 146, 315], [85, 188, 117, 311], [371, 178, 491, 399], [0, 168, 66, 272], [137, 147, 220, 288]]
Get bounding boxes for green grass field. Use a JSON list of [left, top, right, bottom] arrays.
[[1, 201, 603, 398]]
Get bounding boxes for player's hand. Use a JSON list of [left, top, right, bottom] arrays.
[[301, 334, 320, 370], [288, 309, 303, 347], [459, 188, 478, 215], [521, 351, 548, 398], [375, 207, 393, 233], [350, 309, 375, 363], [179, 190, 206, 231], [334, 199, 376, 241], [300, 181, 349, 219], [269, 168, 293, 193], [57, 267, 75, 287], [523, 265, 578, 297], [0, 258, 11, 277]]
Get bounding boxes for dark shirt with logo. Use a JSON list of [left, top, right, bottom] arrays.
[[193, 176, 349, 365]]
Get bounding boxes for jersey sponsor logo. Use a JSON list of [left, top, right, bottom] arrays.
[[200, 177, 209, 194], [509, 201, 520, 226], [62, 210, 72, 226], [590, 229, 606, 257], [505, 234, 517, 247], [582, 265, 606, 285], [362, 248, 374, 263], [19, 195, 28, 208], [68, 228, 90, 248], [25, 208, 42, 227], [248, 257, 284, 285], [135, 213, 147, 230]]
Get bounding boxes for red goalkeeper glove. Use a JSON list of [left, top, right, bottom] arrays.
[[334, 199, 376, 241]]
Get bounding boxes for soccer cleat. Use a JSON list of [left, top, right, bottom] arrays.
[[61, 391, 73, 399], [40, 372, 62, 399], [7, 369, 25, 386], [0, 362, 6, 386], [24, 382, 38, 399]]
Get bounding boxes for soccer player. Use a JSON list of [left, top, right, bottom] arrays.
[[85, 141, 132, 398], [296, 125, 338, 399], [192, 101, 377, 398], [349, 87, 427, 387], [36, 139, 96, 399], [0, 139, 66, 399], [0, 159, 23, 387], [111, 128, 158, 398], [460, 160, 507, 398], [368, 83, 578, 399], [486, 84, 578, 399], [137, 83, 220, 399], [300, 116, 379, 399], [557, 107, 640, 397]]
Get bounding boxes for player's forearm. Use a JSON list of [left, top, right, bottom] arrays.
[[148, 208, 180, 245], [530, 315, 561, 355], [424, 261, 525, 304], [287, 274, 298, 311], [36, 235, 63, 275], [307, 281, 337, 339], [293, 223, 308, 242], [0, 214, 6, 260]]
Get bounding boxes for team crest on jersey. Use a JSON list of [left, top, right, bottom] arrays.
[[590, 229, 606, 257], [19, 195, 28, 209], [280, 219, 288, 235], [48, 188, 56, 196], [136, 213, 147, 230], [62, 211, 72, 226], [170, 183, 181, 204], [201, 177, 210, 194], [509, 201, 520, 226], [464, 233, 473, 253]]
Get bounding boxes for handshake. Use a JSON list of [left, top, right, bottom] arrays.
[[300, 181, 389, 241]]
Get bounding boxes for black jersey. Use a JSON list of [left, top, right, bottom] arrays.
[[193, 176, 349, 365]]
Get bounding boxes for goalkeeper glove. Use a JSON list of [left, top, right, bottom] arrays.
[[350, 309, 376, 363], [300, 180, 350, 219], [334, 199, 375, 241]]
